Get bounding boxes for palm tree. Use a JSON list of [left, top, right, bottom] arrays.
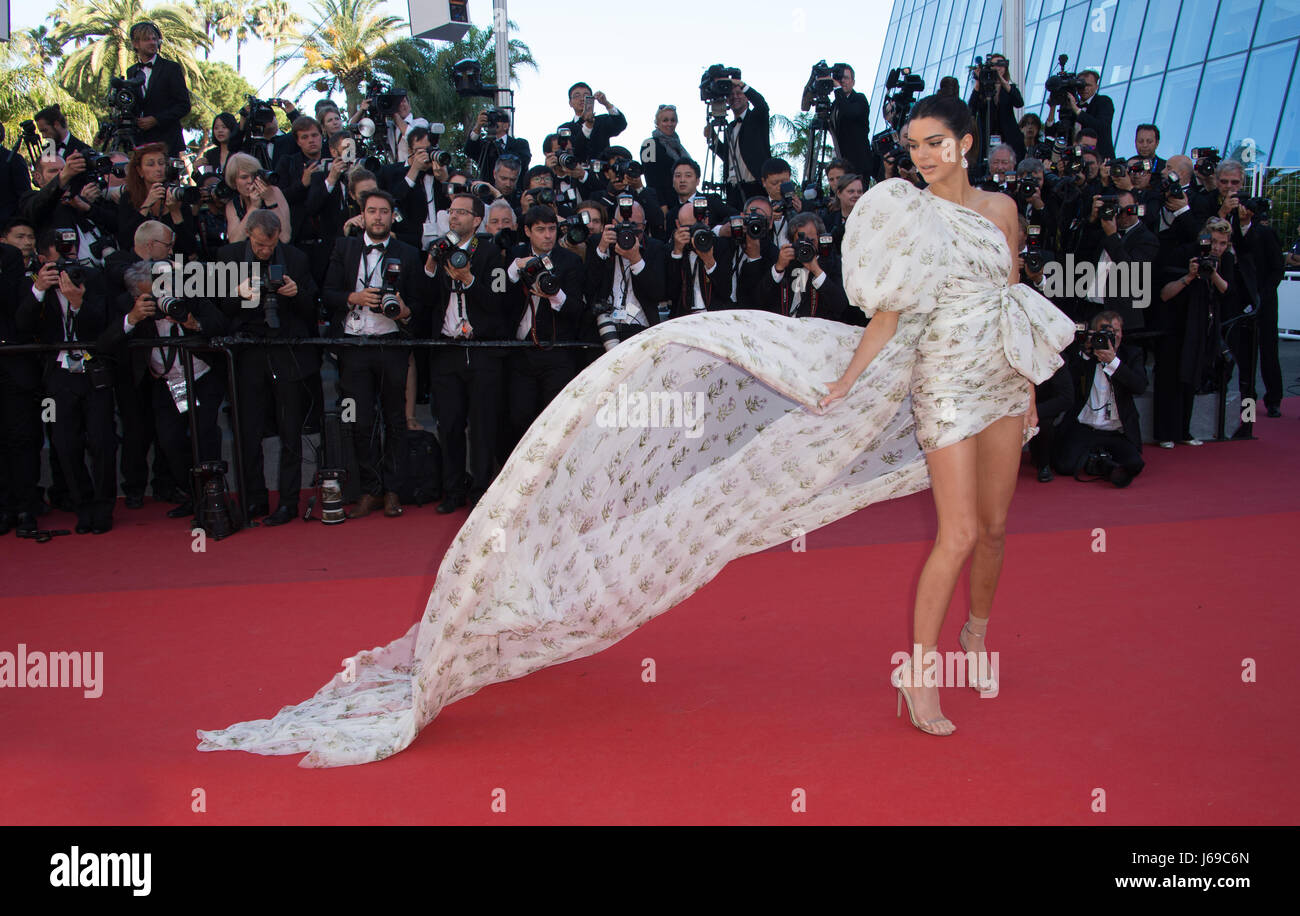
[[770, 112, 815, 178], [215, 0, 260, 74], [196, 0, 229, 61], [54, 1, 212, 104], [1, 45, 100, 149], [253, 0, 303, 97], [15, 26, 66, 71], [283, 0, 404, 111]]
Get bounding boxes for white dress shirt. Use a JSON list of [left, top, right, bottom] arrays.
[[507, 249, 567, 339], [1078, 349, 1123, 431], [345, 233, 399, 336], [595, 247, 648, 325], [670, 249, 718, 312], [438, 237, 476, 339], [1090, 219, 1140, 305]]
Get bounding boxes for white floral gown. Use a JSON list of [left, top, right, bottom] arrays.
[[197, 177, 1077, 767]]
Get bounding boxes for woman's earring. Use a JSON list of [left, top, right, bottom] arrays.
[[961, 149, 968, 168]]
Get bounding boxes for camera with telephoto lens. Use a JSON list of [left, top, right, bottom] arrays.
[[1075, 325, 1116, 352], [427, 230, 469, 269], [374, 259, 403, 318], [1191, 147, 1221, 177], [793, 234, 832, 264], [482, 108, 510, 136], [473, 181, 496, 203], [555, 127, 581, 171], [67, 150, 115, 194], [1196, 237, 1219, 277], [1017, 174, 1040, 199], [700, 64, 742, 102], [1059, 145, 1086, 177], [561, 211, 590, 245], [520, 255, 560, 296], [154, 292, 191, 322], [261, 262, 285, 330], [1095, 193, 1120, 221], [1108, 160, 1127, 179], [1159, 171, 1184, 200], [743, 207, 770, 239], [533, 187, 556, 208], [1024, 224, 1045, 274], [53, 229, 85, 286]]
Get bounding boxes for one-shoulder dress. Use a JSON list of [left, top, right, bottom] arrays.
[[197, 177, 1078, 767]]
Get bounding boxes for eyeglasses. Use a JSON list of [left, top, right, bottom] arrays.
[[447, 207, 473, 216]]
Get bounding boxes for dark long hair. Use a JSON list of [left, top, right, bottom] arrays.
[[211, 112, 242, 153]]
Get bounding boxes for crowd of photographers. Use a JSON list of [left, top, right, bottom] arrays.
[[0, 24, 1287, 537]]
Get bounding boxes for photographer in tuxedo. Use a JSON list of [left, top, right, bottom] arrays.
[[15, 234, 116, 532], [100, 261, 227, 521], [0, 126, 34, 224], [466, 108, 531, 178], [425, 192, 509, 512], [387, 127, 451, 249], [1076, 189, 1159, 330], [705, 77, 771, 211], [300, 132, 360, 251], [34, 106, 94, 161], [125, 21, 192, 156], [752, 212, 852, 323], [666, 200, 734, 318], [560, 83, 627, 162], [589, 147, 665, 241], [1062, 70, 1115, 162], [216, 209, 318, 525], [585, 198, 664, 338], [664, 159, 737, 235], [1052, 312, 1147, 488], [323, 190, 427, 519], [505, 205, 585, 452], [827, 64, 875, 179]]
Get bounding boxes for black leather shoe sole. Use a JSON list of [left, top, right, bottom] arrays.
[[262, 506, 297, 527]]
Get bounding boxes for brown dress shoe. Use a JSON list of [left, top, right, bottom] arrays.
[[348, 493, 382, 518], [383, 491, 403, 517]]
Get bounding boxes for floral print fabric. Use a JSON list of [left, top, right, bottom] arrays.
[[196, 178, 1076, 767]]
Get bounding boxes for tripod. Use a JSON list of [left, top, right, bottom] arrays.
[[700, 99, 731, 199], [802, 97, 833, 191]]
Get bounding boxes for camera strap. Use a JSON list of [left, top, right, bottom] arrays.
[[159, 321, 182, 374]]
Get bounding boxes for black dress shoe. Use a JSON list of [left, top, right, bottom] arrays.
[[0, 513, 14, 535], [1037, 465, 1054, 482], [166, 501, 195, 519], [124, 494, 145, 510], [245, 501, 271, 518], [15, 513, 36, 535], [1266, 405, 1282, 418], [91, 521, 113, 534], [159, 487, 190, 504], [436, 494, 466, 514], [262, 505, 296, 527], [75, 521, 92, 534]]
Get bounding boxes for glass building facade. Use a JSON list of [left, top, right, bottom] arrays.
[[868, 0, 1300, 167]]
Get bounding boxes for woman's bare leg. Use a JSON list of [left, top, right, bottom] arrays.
[[903, 436, 979, 733], [966, 413, 1025, 655]]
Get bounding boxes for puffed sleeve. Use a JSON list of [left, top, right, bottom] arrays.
[[840, 178, 947, 321]]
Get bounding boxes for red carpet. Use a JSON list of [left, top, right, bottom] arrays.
[[3, 403, 1299, 824]]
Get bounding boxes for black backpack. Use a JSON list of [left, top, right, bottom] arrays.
[[399, 428, 443, 506]]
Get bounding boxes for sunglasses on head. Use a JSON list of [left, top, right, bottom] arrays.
[[658, 105, 676, 111]]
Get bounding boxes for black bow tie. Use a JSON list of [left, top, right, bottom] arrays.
[[140, 61, 154, 70], [364, 242, 386, 254]]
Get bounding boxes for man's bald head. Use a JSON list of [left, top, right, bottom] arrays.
[[1166, 155, 1193, 185]]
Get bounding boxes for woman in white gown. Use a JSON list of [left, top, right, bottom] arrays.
[[198, 95, 1076, 766]]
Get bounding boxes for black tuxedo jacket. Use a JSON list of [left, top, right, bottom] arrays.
[[584, 237, 667, 326], [98, 289, 227, 386], [382, 164, 449, 247], [14, 280, 110, 381], [322, 234, 430, 338], [0, 242, 41, 389], [829, 88, 874, 177], [710, 88, 771, 186], [465, 133, 532, 178], [967, 83, 1026, 160], [1059, 340, 1147, 452], [560, 111, 629, 163], [426, 235, 513, 341], [214, 239, 318, 379], [665, 194, 738, 236], [126, 56, 191, 155], [1075, 93, 1116, 161], [0, 148, 34, 223], [665, 237, 736, 317], [302, 171, 351, 242], [275, 151, 323, 216], [752, 253, 852, 322], [1076, 219, 1160, 328], [509, 242, 585, 342]]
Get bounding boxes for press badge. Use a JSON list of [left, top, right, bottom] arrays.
[[167, 376, 190, 413]]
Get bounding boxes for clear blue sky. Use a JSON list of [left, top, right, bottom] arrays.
[[10, 0, 896, 154]]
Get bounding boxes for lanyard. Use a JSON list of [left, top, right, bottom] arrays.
[[360, 244, 386, 288], [62, 299, 77, 343], [160, 322, 181, 373]]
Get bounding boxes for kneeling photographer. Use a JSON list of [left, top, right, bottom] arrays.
[[216, 208, 318, 526], [100, 259, 227, 521], [1052, 311, 1147, 488]]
